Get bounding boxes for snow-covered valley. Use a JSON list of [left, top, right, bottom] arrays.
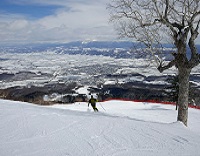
[[1, 41, 200, 89], [0, 99, 200, 156], [0, 41, 200, 104], [0, 50, 177, 89]]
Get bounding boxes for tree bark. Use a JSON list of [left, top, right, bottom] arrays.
[[177, 68, 191, 126]]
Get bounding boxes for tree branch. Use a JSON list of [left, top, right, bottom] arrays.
[[158, 59, 176, 73], [164, 0, 169, 19], [190, 11, 200, 23]]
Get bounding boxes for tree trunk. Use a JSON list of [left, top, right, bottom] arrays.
[[177, 68, 191, 126], [175, 102, 178, 110]]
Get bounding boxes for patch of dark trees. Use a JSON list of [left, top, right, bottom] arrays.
[[0, 80, 199, 106]]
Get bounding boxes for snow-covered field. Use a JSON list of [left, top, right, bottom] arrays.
[[1, 50, 200, 90], [0, 99, 200, 156], [0, 51, 179, 89]]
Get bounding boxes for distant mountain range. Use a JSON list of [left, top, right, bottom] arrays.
[[0, 41, 199, 60]]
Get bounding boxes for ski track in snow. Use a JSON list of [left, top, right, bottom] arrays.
[[0, 99, 200, 156]]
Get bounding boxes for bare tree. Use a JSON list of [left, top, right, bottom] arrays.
[[108, 0, 200, 126]]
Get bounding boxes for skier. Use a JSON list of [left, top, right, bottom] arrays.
[[88, 95, 98, 112]]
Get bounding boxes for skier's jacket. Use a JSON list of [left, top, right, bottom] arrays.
[[88, 98, 98, 107], [88, 97, 98, 112]]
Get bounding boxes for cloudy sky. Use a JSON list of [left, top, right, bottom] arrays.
[[0, 0, 117, 45]]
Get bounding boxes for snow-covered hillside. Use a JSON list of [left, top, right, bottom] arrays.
[[0, 99, 200, 156]]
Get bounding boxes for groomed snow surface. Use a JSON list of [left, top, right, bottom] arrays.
[[0, 99, 200, 156]]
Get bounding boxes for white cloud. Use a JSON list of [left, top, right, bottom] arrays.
[[8, 20, 29, 30], [0, 0, 117, 44], [2, 0, 199, 45]]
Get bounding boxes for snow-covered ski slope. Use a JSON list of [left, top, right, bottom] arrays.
[[0, 99, 200, 156]]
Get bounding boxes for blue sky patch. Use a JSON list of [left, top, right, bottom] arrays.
[[0, 0, 64, 19]]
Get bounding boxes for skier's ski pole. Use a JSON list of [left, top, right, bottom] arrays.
[[99, 102, 106, 111]]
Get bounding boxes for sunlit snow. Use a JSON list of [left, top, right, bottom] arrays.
[[0, 99, 200, 156]]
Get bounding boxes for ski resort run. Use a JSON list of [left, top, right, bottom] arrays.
[[0, 99, 200, 156]]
